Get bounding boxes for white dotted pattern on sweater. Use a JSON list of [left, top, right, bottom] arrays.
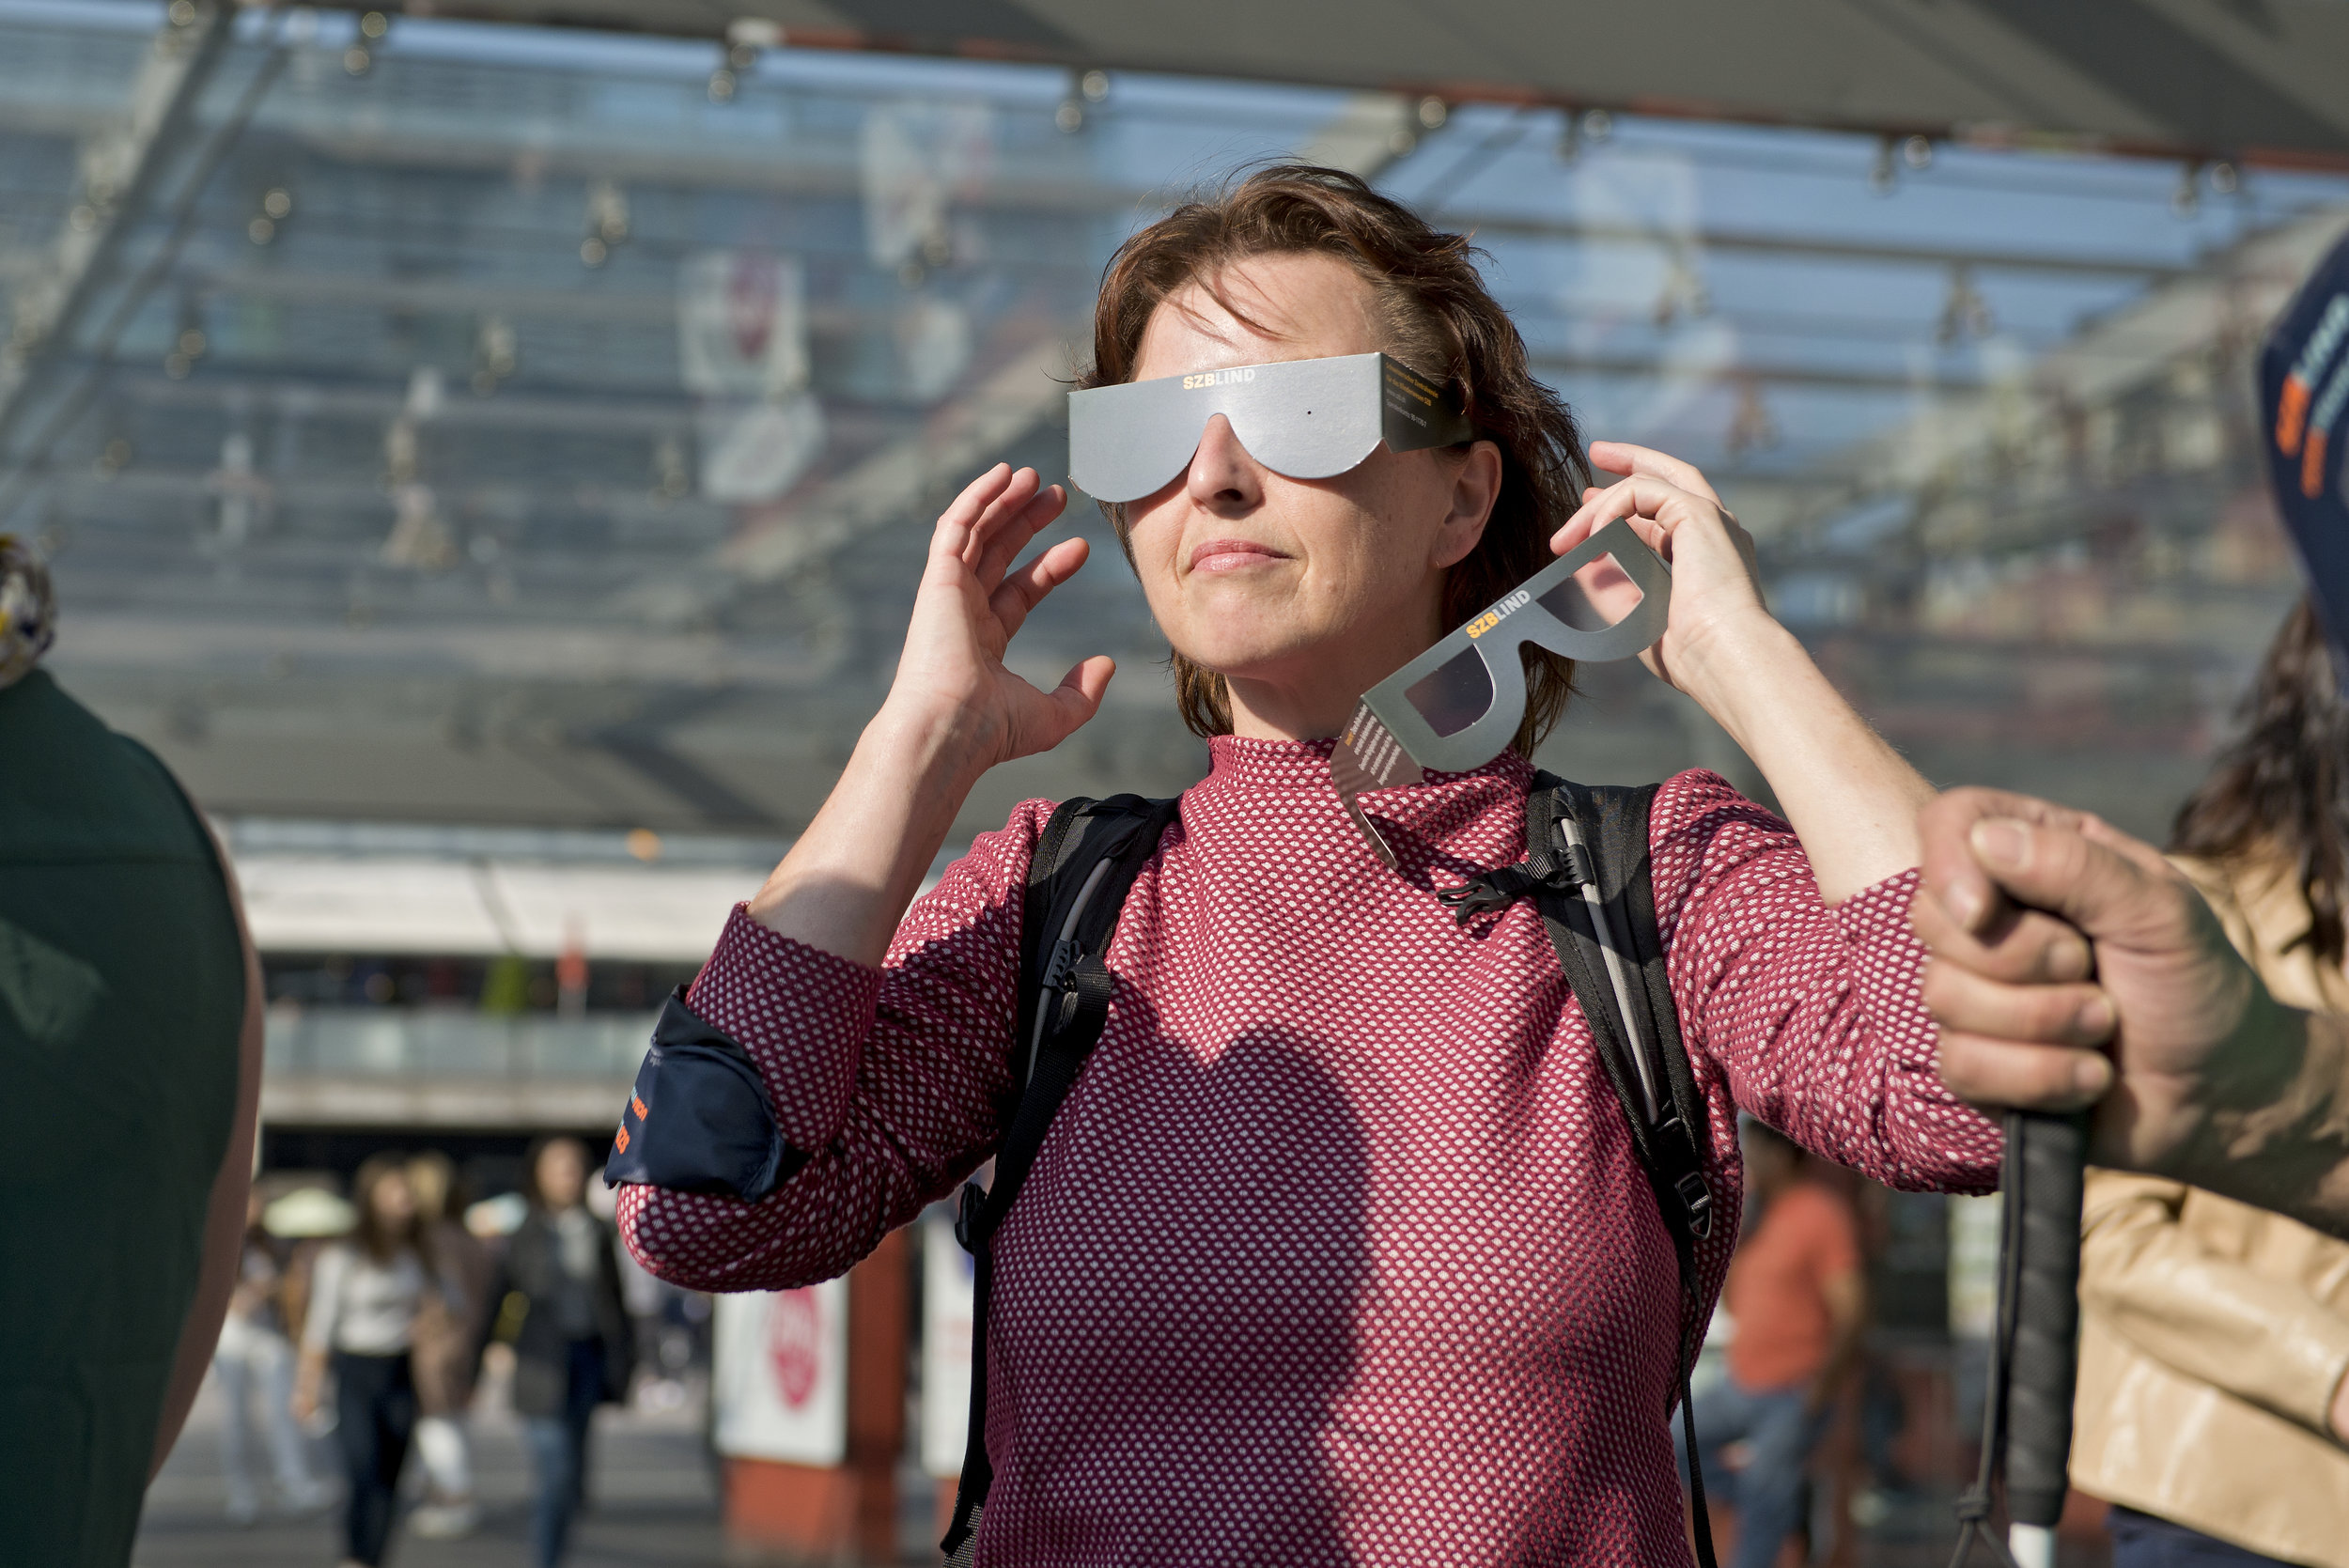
[[616, 737, 1999, 1567]]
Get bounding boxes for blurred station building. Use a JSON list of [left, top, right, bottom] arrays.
[[5, 0, 2349, 1562]]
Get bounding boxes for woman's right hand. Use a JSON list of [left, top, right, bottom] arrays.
[[881, 463, 1114, 784], [744, 464, 1111, 965]]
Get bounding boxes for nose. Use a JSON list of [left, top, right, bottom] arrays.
[[1184, 413, 1264, 512]]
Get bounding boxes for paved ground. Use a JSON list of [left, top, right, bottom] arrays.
[[138, 1367, 2099, 1568], [136, 1371, 728, 1568]]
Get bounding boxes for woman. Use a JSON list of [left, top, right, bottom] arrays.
[[617, 165, 1999, 1565], [295, 1155, 433, 1568], [2066, 597, 2349, 1568], [213, 1193, 327, 1524], [488, 1137, 636, 1568]]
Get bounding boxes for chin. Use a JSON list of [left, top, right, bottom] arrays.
[[1169, 628, 1324, 686]]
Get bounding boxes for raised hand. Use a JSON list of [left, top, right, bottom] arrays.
[[886, 463, 1115, 782], [1548, 441, 1766, 693], [746, 464, 1112, 967]]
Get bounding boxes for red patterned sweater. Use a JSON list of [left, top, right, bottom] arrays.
[[618, 737, 1999, 1566]]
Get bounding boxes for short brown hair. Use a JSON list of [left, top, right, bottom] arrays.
[[1081, 163, 1591, 754]]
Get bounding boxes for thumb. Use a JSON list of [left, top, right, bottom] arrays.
[[1967, 815, 2170, 947], [1038, 655, 1114, 738]]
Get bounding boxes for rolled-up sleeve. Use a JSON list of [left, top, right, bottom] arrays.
[[1651, 769, 2001, 1192], [616, 800, 1052, 1291]]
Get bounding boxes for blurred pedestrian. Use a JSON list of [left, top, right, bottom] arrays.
[[214, 1193, 328, 1524], [2065, 598, 2349, 1568], [295, 1154, 436, 1568], [407, 1150, 490, 1540], [1679, 1120, 1867, 1568], [0, 534, 264, 1566], [484, 1137, 636, 1568]]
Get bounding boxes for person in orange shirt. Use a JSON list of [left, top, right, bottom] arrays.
[[1678, 1118, 1868, 1568]]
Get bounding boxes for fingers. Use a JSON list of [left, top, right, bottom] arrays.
[[1550, 473, 1727, 557], [970, 476, 1066, 591], [989, 536, 1091, 640], [1587, 441, 1725, 505], [1946, 800, 2178, 949], [930, 463, 1017, 565], [1915, 787, 2104, 935], [1020, 655, 1115, 751], [1909, 880, 2095, 985], [1934, 1028, 2116, 1112], [1920, 955, 2115, 1051]]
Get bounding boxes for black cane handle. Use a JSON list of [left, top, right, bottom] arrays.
[[2001, 1108, 2087, 1529]]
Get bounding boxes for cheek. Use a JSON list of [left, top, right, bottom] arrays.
[[1122, 501, 1184, 597]]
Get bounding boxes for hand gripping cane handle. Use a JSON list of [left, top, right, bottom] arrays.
[[2001, 1109, 2088, 1529]]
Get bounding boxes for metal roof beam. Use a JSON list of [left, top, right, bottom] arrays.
[[0, 3, 235, 456]]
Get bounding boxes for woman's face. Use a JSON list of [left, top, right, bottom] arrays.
[[370, 1171, 415, 1228], [1123, 252, 1499, 727], [537, 1141, 588, 1211]]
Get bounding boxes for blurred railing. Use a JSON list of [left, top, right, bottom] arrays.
[[264, 1007, 657, 1079], [261, 1008, 656, 1126]]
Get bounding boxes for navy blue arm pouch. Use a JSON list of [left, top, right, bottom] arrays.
[[604, 986, 807, 1202]]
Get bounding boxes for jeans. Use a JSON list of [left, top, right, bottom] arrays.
[[212, 1319, 316, 1514], [332, 1351, 416, 1566], [1674, 1374, 1833, 1568], [2108, 1506, 2298, 1567], [523, 1338, 606, 1568]]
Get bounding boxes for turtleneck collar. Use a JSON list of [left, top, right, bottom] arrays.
[[1201, 732, 1533, 800]]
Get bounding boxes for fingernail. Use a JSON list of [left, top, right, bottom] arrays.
[[2077, 994, 2115, 1038], [1944, 881, 1985, 930], [1971, 818, 2028, 870], [2072, 1054, 2113, 1099]]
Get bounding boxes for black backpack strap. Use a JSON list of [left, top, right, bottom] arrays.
[[1532, 775, 1720, 1568], [941, 792, 1181, 1563], [1446, 773, 1719, 1568]]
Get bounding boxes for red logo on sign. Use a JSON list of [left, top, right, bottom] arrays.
[[766, 1289, 823, 1410]]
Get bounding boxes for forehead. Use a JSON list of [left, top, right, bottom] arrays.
[[1132, 251, 1380, 381]]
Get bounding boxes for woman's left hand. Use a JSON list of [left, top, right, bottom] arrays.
[[1548, 441, 1767, 695]]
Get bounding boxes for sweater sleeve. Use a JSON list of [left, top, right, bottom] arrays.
[[615, 800, 1052, 1291], [1650, 769, 2000, 1193], [301, 1245, 347, 1354]]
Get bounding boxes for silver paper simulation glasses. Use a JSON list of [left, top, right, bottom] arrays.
[[1333, 519, 1672, 866], [1067, 352, 1475, 503]]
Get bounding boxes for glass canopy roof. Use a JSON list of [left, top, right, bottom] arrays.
[[8, 2, 2347, 839]]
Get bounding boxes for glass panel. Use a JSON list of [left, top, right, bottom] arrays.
[[1403, 645, 1495, 737]]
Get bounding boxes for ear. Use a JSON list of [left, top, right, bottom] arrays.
[[1428, 439, 1503, 570]]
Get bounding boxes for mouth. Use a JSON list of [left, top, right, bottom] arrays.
[[1188, 537, 1290, 574]]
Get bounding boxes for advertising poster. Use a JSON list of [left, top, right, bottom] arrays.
[[711, 1278, 848, 1467], [921, 1206, 976, 1477]]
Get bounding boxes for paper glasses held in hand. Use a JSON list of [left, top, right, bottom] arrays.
[[1334, 519, 1672, 865]]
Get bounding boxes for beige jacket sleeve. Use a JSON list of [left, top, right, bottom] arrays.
[[2081, 1170, 2349, 1436]]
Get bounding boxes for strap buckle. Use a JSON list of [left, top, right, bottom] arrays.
[[1673, 1171, 1716, 1240], [954, 1179, 989, 1253], [1039, 937, 1081, 993]]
